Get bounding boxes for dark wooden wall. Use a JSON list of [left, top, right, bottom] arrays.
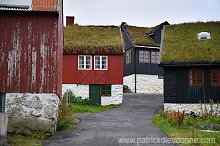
[[164, 66, 220, 103]]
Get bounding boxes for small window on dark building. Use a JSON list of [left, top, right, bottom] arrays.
[[188, 69, 204, 86], [151, 51, 159, 63], [210, 69, 220, 86], [139, 50, 150, 63], [101, 85, 111, 96], [126, 51, 131, 64]]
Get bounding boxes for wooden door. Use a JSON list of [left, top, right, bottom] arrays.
[[89, 85, 101, 104]]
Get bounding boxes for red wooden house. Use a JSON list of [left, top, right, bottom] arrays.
[[0, 0, 63, 135], [63, 21, 123, 105]]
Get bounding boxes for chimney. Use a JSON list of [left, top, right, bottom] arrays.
[[66, 16, 75, 26]]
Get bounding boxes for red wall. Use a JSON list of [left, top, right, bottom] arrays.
[[0, 11, 63, 97], [63, 55, 123, 84]]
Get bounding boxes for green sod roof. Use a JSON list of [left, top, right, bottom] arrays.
[[161, 21, 220, 62], [64, 24, 123, 54], [124, 25, 160, 46]]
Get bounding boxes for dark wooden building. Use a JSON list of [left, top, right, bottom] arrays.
[[120, 22, 169, 93], [63, 24, 123, 105], [160, 22, 220, 104]]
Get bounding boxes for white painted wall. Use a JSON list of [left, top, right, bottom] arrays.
[[101, 84, 123, 105], [62, 84, 123, 105], [123, 74, 163, 94], [62, 84, 89, 99], [164, 103, 220, 116]]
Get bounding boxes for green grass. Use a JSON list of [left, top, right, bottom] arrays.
[[124, 25, 158, 46], [8, 134, 42, 146], [64, 24, 123, 53], [152, 115, 220, 145], [161, 21, 220, 62], [71, 103, 122, 113]]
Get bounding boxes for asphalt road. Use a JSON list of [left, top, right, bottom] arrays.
[[43, 93, 177, 146]]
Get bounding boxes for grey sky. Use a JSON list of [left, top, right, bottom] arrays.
[[63, 0, 220, 27]]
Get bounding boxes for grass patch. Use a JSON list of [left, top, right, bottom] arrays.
[[71, 103, 122, 113], [162, 21, 220, 62], [8, 134, 42, 146], [152, 112, 220, 145], [64, 24, 123, 54]]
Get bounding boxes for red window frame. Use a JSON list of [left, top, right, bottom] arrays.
[[210, 69, 220, 86], [188, 69, 204, 87]]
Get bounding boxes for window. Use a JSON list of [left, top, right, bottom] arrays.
[[210, 69, 220, 86], [139, 50, 159, 63], [126, 51, 131, 64], [139, 50, 150, 63], [151, 51, 160, 63], [94, 56, 108, 70], [188, 69, 204, 86], [78, 56, 92, 70], [101, 85, 111, 96]]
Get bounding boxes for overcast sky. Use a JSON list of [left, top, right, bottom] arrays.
[[63, 0, 220, 27]]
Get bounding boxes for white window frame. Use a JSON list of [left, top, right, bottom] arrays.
[[94, 56, 108, 70], [78, 55, 92, 70]]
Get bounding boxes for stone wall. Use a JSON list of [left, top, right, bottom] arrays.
[[101, 85, 123, 105], [123, 74, 163, 94], [164, 103, 220, 116], [62, 84, 89, 99], [6, 93, 60, 135]]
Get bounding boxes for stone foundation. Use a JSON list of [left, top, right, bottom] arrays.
[[101, 85, 123, 105], [6, 93, 60, 135], [123, 74, 163, 94], [164, 103, 220, 116], [62, 84, 123, 105], [62, 84, 89, 99]]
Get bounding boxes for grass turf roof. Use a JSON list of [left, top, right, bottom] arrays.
[[124, 25, 160, 46], [161, 21, 220, 62], [64, 24, 123, 54]]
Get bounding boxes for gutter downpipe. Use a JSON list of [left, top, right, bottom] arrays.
[[134, 48, 137, 93]]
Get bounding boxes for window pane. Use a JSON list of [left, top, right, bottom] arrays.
[[145, 58, 149, 62], [212, 69, 217, 74], [212, 75, 217, 79], [140, 58, 144, 62], [212, 80, 218, 85], [198, 69, 203, 74], [86, 56, 91, 60], [198, 75, 203, 79], [190, 80, 195, 85], [198, 80, 203, 85], [86, 65, 90, 69], [140, 51, 144, 55], [102, 65, 107, 69]]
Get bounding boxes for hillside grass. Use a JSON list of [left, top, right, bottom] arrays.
[[161, 21, 220, 62]]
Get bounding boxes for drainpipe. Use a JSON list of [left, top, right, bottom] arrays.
[[134, 48, 137, 93]]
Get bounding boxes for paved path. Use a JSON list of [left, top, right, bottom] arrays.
[[43, 93, 177, 146]]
